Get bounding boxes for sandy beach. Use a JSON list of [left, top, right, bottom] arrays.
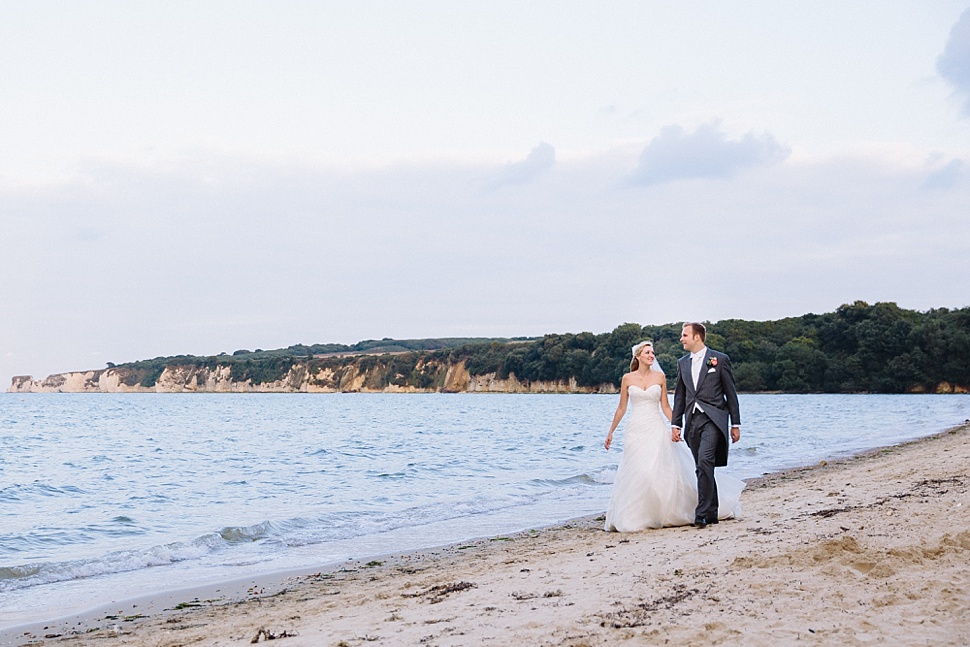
[[8, 423, 969, 647]]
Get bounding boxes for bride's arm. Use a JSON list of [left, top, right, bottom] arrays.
[[659, 383, 673, 422], [605, 374, 631, 450], [659, 383, 676, 439]]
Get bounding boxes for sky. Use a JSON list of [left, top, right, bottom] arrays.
[[2, 1, 969, 386]]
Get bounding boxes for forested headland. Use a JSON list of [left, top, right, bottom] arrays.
[[443, 300, 969, 394], [11, 302, 969, 394]]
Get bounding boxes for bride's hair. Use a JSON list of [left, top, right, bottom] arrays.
[[630, 341, 654, 372]]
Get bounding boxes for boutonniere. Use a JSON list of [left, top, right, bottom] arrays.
[[707, 357, 718, 368]]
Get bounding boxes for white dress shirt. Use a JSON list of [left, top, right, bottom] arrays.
[[690, 347, 707, 389], [690, 347, 707, 413]]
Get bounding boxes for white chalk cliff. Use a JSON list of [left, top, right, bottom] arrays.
[[8, 360, 618, 394]]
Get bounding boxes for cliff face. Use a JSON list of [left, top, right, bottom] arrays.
[[8, 360, 619, 394], [10, 362, 965, 395]]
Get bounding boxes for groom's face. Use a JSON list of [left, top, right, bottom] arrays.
[[680, 327, 703, 353]]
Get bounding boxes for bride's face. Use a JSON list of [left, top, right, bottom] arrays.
[[638, 346, 655, 366]]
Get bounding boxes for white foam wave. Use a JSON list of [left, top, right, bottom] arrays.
[[0, 533, 224, 592]]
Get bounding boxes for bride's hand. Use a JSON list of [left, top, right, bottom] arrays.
[[604, 432, 613, 450]]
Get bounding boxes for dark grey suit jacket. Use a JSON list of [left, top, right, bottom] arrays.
[[671, 348, 741, 467]]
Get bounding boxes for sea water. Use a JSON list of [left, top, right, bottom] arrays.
[[1, 392, 968, 628]]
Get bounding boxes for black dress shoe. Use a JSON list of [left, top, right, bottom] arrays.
[[692, 519, 708, 529]]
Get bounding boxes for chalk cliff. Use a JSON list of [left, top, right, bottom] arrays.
[[8, 360, 619, 394]]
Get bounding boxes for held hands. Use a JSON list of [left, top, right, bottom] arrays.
[[670, 426, 738, 443]]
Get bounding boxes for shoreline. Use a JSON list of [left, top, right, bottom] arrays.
[[5, 422, 968, 646]]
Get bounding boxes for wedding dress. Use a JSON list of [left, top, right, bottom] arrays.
[[605, 384, 744, 531]]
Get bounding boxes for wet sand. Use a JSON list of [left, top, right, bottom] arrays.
[[8, 424, 969, 646]]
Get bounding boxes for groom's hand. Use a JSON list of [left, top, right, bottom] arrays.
[[671, 427, 681, 442], [731, 426, 740, 443]]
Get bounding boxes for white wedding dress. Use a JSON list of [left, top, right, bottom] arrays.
[[605, 384, 744, 531]]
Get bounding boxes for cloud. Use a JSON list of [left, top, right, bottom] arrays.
[[922, 158, 966, 190], [938, 7, 970, 114], [630, 122, 790, 186], [491, 142, 556, 188]]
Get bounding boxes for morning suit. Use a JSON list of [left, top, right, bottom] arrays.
[[671, 347, 741, 523]]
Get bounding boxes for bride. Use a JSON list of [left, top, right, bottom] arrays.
[[604, 341, 743, 531]]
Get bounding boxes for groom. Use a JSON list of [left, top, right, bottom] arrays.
[[670, 322, 741, 529]]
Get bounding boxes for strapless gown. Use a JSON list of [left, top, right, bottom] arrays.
[[605, 384, 744, 531]]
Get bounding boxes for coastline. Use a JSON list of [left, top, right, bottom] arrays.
[[5, 423, 968, 646]]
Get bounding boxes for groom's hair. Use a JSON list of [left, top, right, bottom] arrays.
[[683, 322, 706, 342]]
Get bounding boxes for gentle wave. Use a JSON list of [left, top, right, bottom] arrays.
[[0, 483, 87, 503], [0, 492, 555, 592], [529, 470, 614, 487], [0, 517, 147, 559], [0, 534, 222, 591]]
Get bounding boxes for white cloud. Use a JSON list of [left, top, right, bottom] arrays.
[[629, 122, 790, 186], [938, 7, 970, 114], [490, 142, 556, 188], [922, 158, 966, 190]]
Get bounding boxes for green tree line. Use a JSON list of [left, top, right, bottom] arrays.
[[113, 302, 969, 393]]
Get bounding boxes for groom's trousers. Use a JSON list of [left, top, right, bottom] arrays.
[[687, 411, 720, 523]]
